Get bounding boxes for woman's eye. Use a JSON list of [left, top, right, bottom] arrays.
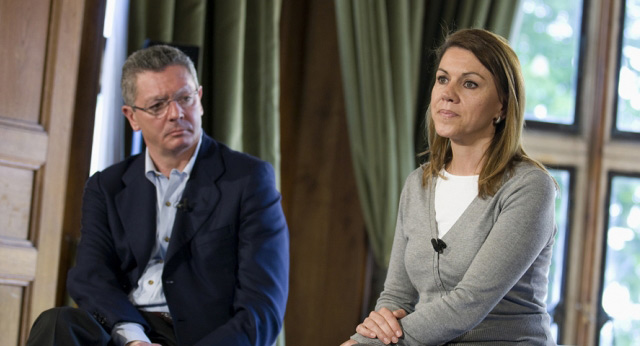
[[437, 76, 447, 84], [463, 81, 478, 89]]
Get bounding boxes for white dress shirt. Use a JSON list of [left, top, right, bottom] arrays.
[[111, 136, 202, 345]]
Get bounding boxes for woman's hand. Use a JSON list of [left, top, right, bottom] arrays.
[[356, 308, 407, 344], [339, 339, 358, 346]]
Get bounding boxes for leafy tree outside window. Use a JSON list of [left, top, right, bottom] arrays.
[[511, 0, 583, 126], [614, 0, 640, 135], [599, 174, 640, 345]]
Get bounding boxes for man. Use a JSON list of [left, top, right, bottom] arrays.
[[27, 45, 289, 346]]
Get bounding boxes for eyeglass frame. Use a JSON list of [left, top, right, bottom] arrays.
[[130, 88, 201, 117]]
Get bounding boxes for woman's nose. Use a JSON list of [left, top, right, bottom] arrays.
[[440, 84, 457, 103]]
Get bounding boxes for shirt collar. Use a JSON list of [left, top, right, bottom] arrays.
[[144, 133, 203, 178]]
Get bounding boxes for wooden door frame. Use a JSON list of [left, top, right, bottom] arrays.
[[19, 0, 105, 344]]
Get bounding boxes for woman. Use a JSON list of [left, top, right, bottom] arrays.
[[342, 28, 557, 345]]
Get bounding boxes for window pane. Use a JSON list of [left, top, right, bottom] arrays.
[[615, 0, 640, 134], [511, 0, 583, 125], [547, 168, 572, 341], [599, 175, 640, 345]]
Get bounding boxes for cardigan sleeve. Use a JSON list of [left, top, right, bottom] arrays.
[[349, 179, 419, 345], [375, 180, 419, 314], [399, 168, 557, 344]]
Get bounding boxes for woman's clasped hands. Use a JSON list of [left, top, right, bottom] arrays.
[[341, 308, 407, 345]]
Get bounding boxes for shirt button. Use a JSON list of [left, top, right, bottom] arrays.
[[148, 280, 154, 285], [165, 201, 171, 207], [164, 236, 170, 242], [158, 260, 164, 264]]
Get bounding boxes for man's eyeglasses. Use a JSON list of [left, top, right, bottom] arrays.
[[131, 90, 199, 117]]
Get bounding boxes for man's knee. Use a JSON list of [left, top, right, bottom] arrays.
[[27, 307, 109, 346], [32, 306, 90, 327]]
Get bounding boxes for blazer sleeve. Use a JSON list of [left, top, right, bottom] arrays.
[[67, 172, 148, 331], [195, 161, 289, 346]]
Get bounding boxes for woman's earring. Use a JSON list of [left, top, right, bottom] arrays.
[[493, 117, 502, 125]]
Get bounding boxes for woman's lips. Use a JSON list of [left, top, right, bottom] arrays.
[[438, 109, 459, 118]]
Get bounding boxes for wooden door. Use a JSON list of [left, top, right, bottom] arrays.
[[0, 0, 86, 344]]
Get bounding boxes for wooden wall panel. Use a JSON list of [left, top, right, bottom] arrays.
[[281, 0, 368, 345], [0, 166, 34, 240], [27, 0, 86, 331], [0, 286, 24, 346], [0, 120, 48, 169], [0, 0, 50, 122], [0, 242, 37, 284], [0, 0, 89, 344]]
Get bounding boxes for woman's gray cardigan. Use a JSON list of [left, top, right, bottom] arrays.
[[352, 162, 557, 345]]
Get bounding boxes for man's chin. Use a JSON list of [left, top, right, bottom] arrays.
[[166, 136, 198, 151]]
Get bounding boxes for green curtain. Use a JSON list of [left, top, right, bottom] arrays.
[[128, 0, 282, 183], [127, 1, 285, 345], [334, 0, 425, 268]]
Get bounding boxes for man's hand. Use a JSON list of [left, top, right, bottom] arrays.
[[355, 308, 407, 345], [126, 341, 161, 346]]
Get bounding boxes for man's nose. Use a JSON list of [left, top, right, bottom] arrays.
[[165, 100, 184, 119]]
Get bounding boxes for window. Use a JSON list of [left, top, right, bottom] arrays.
[[511, 0, 585, 343], [511, 0, 584, 129], [90, 0, 128, 174], [547, 167, 573, 341], [613, 0, 640, 138], [598, 173, 640, 345], [507, 0, 640, 344]]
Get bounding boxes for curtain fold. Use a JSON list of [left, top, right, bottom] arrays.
[[126, 1, 285, 344], [127, 0, 281, 182], [335, 0, 425, 267], [208, 0, 282, 177]]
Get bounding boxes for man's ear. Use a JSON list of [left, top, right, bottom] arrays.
[[122, 105, 141, 131]]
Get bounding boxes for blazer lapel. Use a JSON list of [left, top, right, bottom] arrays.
[[115, 156, 156, 280], [166, 135, 224, 263]]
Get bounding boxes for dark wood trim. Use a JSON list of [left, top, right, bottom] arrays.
[[577, 0, 616, 344], [56, 0, 107, 308]]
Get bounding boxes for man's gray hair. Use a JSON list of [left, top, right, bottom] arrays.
[[121, 45, 199, 106]]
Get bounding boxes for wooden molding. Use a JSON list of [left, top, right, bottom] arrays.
[[0, 239, 37, 285], [0, 120, 48, 170]]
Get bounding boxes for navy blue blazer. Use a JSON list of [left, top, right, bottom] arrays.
[[67, 134, 289, 346]]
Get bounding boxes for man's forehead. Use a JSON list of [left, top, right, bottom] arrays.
[[134, 66, 197, 96]]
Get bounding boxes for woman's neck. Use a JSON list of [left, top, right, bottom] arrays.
[[447, 141, 488, 176]]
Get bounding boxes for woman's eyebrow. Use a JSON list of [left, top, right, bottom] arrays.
[[438, 67, 487, 81]]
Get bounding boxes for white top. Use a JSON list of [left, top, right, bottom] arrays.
[[434, 169, 478, 238]]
